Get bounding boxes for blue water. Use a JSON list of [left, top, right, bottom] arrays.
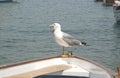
[[0, 0, 120, 71]]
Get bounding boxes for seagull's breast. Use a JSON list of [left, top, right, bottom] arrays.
[[54, 30, 63, 38], [54, 30, 70, 47]]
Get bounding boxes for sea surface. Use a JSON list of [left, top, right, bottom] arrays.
[[0, 0, 120, 71]]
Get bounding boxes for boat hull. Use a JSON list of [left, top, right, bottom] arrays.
[[113, 1, 120, 22]]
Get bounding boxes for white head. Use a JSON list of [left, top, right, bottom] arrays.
[[49, 23, 61, 31]]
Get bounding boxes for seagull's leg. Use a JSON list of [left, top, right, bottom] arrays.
[[62, 47, 68, 55], [61, 47, 71, 57], [62, 47, 65, 55]]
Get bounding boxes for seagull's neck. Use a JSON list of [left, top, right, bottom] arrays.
[[54, 28, 63, 38], [54, 26, 62, 32], [54, 28, 62, 34]]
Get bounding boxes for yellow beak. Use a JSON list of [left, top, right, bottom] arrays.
[[49, 24, 54, 27]]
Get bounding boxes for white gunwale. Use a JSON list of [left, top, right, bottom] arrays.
[[0, 55, 117, 78]]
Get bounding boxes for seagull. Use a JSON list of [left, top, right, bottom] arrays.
[[49, 23, 86, 55]]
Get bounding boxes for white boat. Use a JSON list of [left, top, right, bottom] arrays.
[[113, 0, 120, 22], [0, 0, 12, 2], [0, 54, 119, 78]]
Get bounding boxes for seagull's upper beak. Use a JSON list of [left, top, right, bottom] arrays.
[[49, 24, 54, 27]]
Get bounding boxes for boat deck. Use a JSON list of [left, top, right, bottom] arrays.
[[5, 65, 71, 78]]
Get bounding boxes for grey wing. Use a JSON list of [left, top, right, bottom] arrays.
[[62, 32, 81, 46]]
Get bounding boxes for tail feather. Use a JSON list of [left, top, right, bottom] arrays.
[[81, 42, 87, 45]]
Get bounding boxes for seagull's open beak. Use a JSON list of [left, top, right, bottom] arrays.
[[49, 24, 54, 27]]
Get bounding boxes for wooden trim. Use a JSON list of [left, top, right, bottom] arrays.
[[117, 67, 120, 78], [0, 55, 60, 69]]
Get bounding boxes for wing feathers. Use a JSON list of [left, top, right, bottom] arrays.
[[62, 32, 81, 46]]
